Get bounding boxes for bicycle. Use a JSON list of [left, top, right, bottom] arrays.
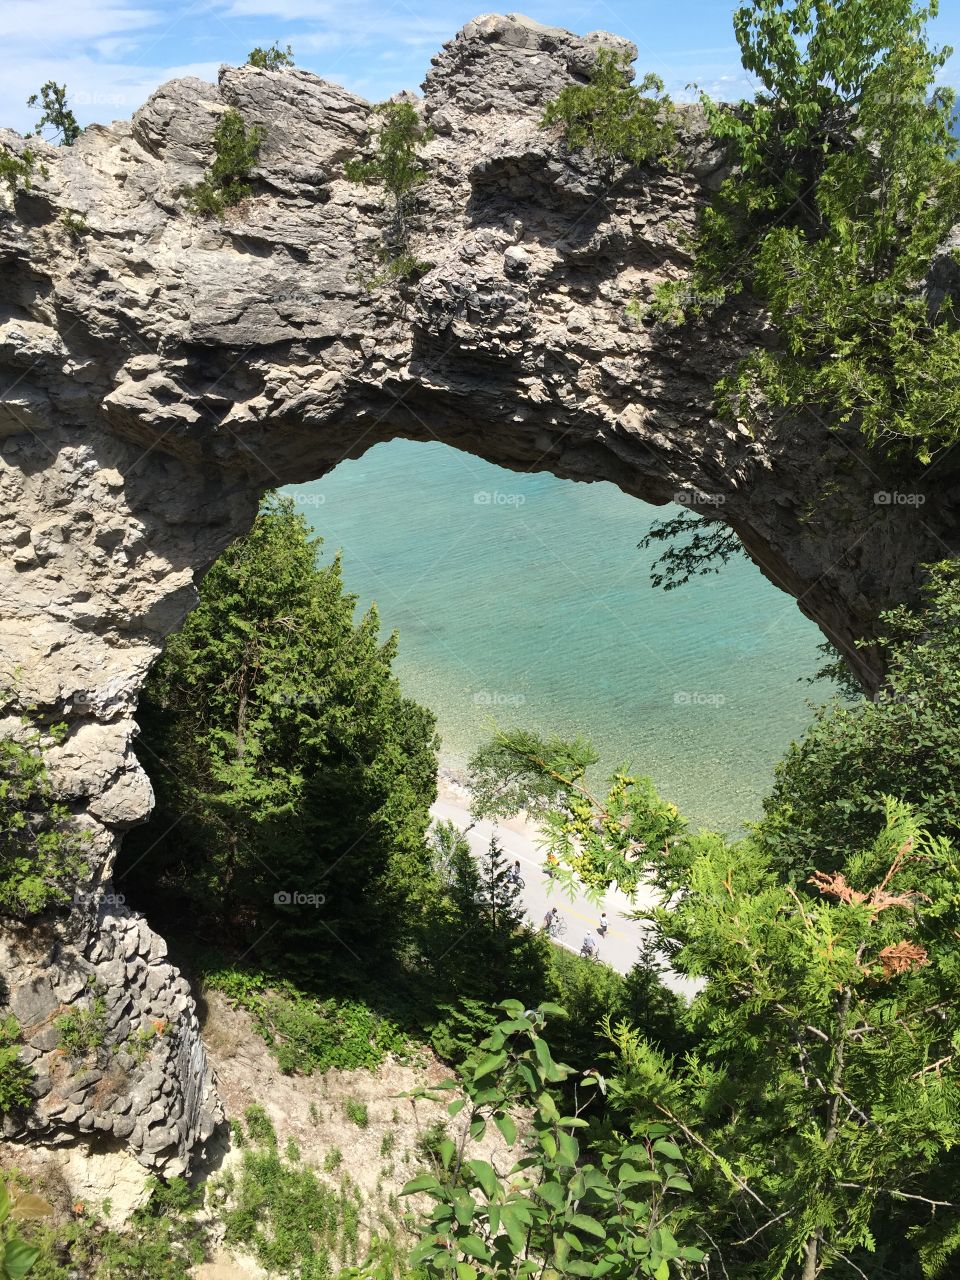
[[546, 915, 567, 940]]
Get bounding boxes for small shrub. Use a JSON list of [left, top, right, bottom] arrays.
[[55, 997, 107, 1062], [309, 1100, 321, 1126], [60, 211, 88, 242], [284, 1137, 300, 1162], [125, 1025, 158, 1066], [541, 47, 676, 170], [324, 1147, 342, 1173], [344, 1098, 368, 1128], [379, 1131, 395, 1158], [247, 42, 294, 69], [0, 715, 91, 918], [187, 108, 265, 220], [0, 148, 36, 198], [243, 1103, 277, 1148], [345, 100, 432, 274], [414, 1119, 448, 1169], [0, 1017, 34, 1115]]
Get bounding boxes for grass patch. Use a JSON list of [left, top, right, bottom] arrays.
[[201, 963, 415, 1075], [344, 1098, 368, 1129]]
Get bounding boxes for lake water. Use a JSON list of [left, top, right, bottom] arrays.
[[285, 439, 831, 834]]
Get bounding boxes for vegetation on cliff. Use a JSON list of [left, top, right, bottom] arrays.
[[653, 0, 960, 461]]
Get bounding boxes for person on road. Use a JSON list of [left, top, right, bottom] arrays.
[[580, 930, 598, 959], [542, 906, 560, 933], [544, 852, 559, 880], [508, 860, 522, 885], [597, 912, 609, 939]]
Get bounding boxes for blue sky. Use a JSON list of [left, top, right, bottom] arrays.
[[3, 0, 959, 136]]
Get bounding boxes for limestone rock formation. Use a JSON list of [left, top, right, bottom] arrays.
[[0, 11, 957, 1169]]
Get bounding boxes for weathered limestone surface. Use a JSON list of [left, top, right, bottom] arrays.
[[0, 11, 957, 1169]]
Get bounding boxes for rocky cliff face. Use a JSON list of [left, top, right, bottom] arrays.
[[0, 11, 957, 1171]]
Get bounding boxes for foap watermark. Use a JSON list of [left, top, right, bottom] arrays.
[[473, 690, 526, 708], [270, 692, 326, 708], [474, 490, 526, 508], [73, 90, 128, 109], [274, 890, 326, 907], [267, 292, 320, 306], [674, 490, 725, 508], [290, 492, 326, 508], [874, 491, 925, 506], [74, 890, 125, 907], [674, 690, 726, 708]]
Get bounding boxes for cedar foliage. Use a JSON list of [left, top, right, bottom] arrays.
[[119, 494, 439, 969]]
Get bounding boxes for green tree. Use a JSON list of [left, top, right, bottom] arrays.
[[637, 510, 745, 592], [345, 101, 432, 277], [247, 42, 294, 69], [27, 82, 79, 145], [468, 728, 685, 895], [541, 46, 676, 172], [656, 0, 960, 461], [188, 108, 265, 218], [621, 799, 960, 1279], [759, 559, 960, 881], [118, 494, 439, 969], [424, 831, 550, 1061]]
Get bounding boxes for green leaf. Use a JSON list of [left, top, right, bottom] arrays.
[[652, 1139, 682, 1162], [537, 1180, 565, 1210], [453, 1191, 476, 1226], [458, 1234, 492, 1263], [469, 1117, 487, 1141], [466, 1159, 498, 1200], [448, 1098, 466, 1117], [494, 1112, 517, 1145], [4, 1240, 41, 1280], [473, 1050, 507, 1079], [401, 1174, 443, 1195], [456, 1265, 478, 1280], [569, 1213, 606, 1239]]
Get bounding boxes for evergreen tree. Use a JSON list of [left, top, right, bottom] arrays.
[[117, 495, 438, 970]]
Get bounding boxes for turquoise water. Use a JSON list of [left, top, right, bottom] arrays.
[[285, 440, 830, 833]]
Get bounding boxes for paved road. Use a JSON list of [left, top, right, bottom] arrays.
[[431, 797, 691, 992]]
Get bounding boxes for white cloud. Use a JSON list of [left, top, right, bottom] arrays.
[[2, 0, 160, 42]]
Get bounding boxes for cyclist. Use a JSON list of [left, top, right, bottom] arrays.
[[580, 930, 598, 959], [542, 906, 560, 934], [508, 860, 523, 886], [544, 852, 560, 880]]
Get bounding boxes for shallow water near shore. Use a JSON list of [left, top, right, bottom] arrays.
[[286, 438, 833, 834]]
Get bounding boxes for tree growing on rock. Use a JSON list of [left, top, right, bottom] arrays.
[[541, 46, 677, 172], [187, 108, 265, 219], [247, 42, 294, 69], [345, 100, 433, 282], [27, 82, 79, 145]]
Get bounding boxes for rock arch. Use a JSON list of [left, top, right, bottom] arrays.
[[1, 12, 957, 1169]]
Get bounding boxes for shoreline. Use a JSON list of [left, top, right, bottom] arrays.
[[435, 759, 545, 848]]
